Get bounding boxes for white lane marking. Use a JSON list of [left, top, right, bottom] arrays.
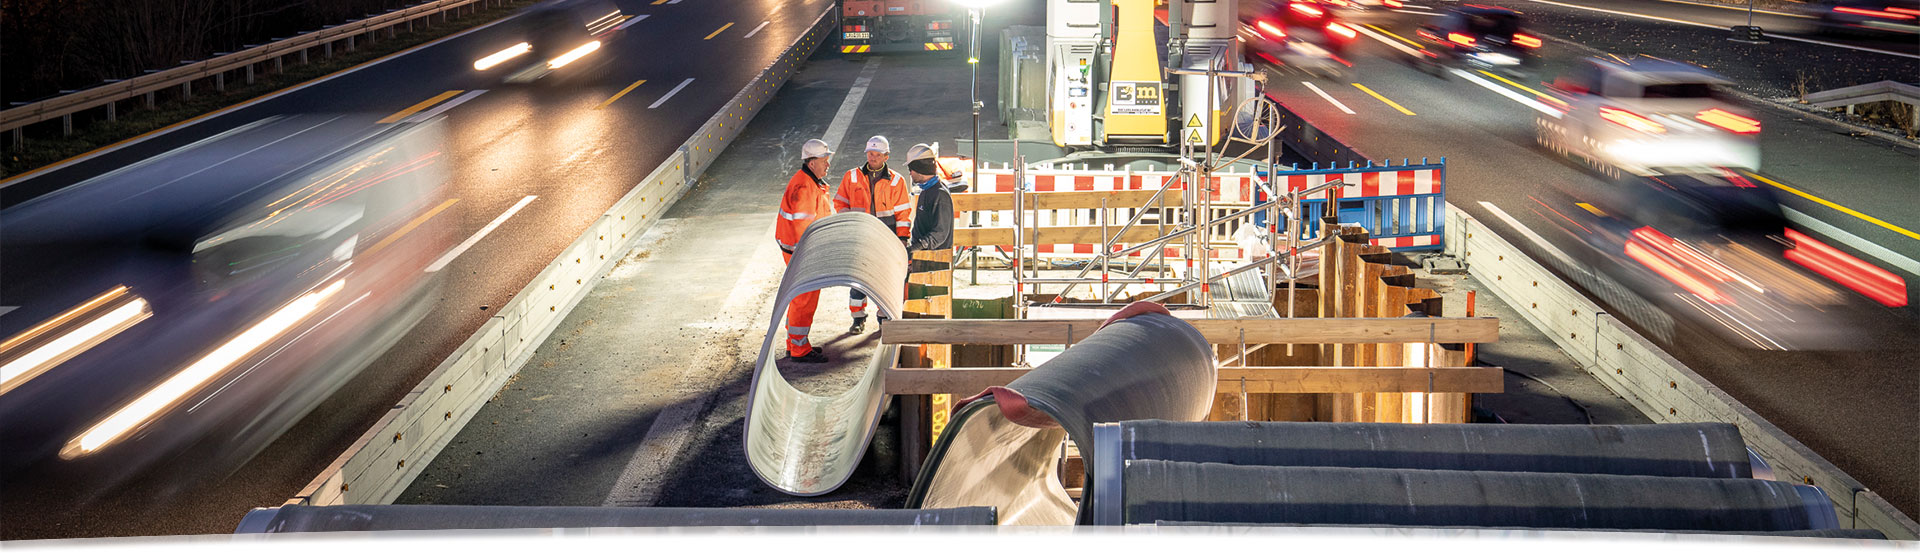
[[403, 89, 488, 123], [602, 222, 785, 507], [1479, 201, 1585, 271], [744, 20, 771, 38], [1450, 68, 1565, 117], [0, 12, 536, 189], [426, 195, 538, 272], [126, 116, 346, 200], [1301, 81, 1357, 114], [647, 78, 695, 109], [1782, 206, 1920, 276], [1523, 0, 1920, 60], [1353, 23, 1423, 56], [821, 58, 883, 151], [615, 14, 650, 31], [1652, 0, 1811, 19], [0, 307, 16, 318]]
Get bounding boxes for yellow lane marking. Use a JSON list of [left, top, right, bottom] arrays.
[[1351, 83, 1416, 115], [1476, 70, 1552, 99], [1744, 172, 1920, 242], [705, 22, 735, 40], [1365, 23, 1425, 50], [1575, 202, 1606, 217], [363, 198, 460, 258], [377, 90, 463, 124], [651, 0, 668, 4], [596, 79, 648, 110]]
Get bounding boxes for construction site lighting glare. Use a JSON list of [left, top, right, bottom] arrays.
[[473, 43, 532, 70], [62, 279, 346, 458], [547, 41, 601, 69], [0, 298, 151, 395]]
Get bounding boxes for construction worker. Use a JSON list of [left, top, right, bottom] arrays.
[[904, 143, 955, 252], [835, 135, 913, 334], [777, 138, 837, 363]]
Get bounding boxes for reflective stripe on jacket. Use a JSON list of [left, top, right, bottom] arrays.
[[776, 169, 834, 252], [834, 165, 913, 238]]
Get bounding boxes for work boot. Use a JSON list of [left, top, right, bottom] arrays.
[[789, 350, 829, 363], [849, 317, 866, 335]]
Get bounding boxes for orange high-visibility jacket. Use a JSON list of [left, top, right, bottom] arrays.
[[777, 168, 835, 253], [834, 165, 913, 239]]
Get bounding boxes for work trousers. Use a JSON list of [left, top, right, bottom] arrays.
[[783, 252, 821, 357]]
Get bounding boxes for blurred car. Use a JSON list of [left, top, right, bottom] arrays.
[[0, 119, 452, 498], [1803, 0, 1920, 37], [1240, 1, 1363, 78], [471, 1, 627, 84], [1570, 170, 1867, 350], [1537, 57, 1761, 178], [1414, 5, 1542, 73]]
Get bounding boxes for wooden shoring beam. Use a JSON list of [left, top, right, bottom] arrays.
[[879, 317, 1499, 345], [952, 190, 1184, 212], [883, 366, 1504, 395], [953, 225, 1171, 248]]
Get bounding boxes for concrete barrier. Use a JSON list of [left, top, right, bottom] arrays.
[[1446, 203, 1920, 540], [287, 6, 837, 507]]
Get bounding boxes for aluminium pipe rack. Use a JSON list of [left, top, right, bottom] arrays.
[[742, 213, 907, 496]]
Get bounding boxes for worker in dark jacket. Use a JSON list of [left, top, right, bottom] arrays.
[[903, 143, 954, 252]]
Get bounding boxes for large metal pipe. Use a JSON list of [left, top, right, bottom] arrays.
[[742, 213, 907, 496]]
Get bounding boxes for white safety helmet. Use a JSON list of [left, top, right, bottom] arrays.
[[801, 138, 833, 160], [904, 142, 937, 162], [865, 135, 890, 153]]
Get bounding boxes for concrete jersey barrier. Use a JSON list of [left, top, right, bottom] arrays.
[[285, 5, 837, 508]]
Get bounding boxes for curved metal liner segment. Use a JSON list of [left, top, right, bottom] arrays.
[[907, 306, 1217, 524], [744, 213, 906, 496]]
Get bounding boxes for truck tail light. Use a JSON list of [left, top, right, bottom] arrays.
[[1385, 0, 1403, 7], [1326, 22, 1358, 39], [1257, 20, 1287, 39], [1513, 33, 1542, 47], [1696, 108, 1761, 134], [1448, 32, 1476, 46], [843, 24, 867, 32], [1291, 3, 1325, 17], [1600, 107, 1665, 134]]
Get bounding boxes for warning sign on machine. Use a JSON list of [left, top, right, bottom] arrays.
[[1110, 81, 1163, 115]]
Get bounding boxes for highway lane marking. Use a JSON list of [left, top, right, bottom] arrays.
[[1478, 201, 1586, 272], [651, 0, 667, 4], [1356, 23, 1423, 57], [596, 79, 648, 110], [362, 198, 460, 258], [1352, 83, 1416, 115], [615, 14, 649, 31], [822, 58, 883, 151], [1449, 68, 1564, 117], [402, 90, 488, 123], [1744, 171, 1920, 245], [647, 78, 696, 109], [0, 307, 15, 318], [1522, 0, 1920, 60], [126, 115, 346, 200], [1301, 81, 1356, 114], [378, 90, 464, 124], [1477, 70, 1554, 100], [426, 195, 538, 272], [0, 11, 536, 189], [1651, 0, 1812, 19], [705, 22, 735, 40], [1781, 207, 1920, 276], [744, 21, 772, 38]]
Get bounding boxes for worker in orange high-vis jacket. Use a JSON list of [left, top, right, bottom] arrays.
[[776, 138, 838, 363], [834, 135, 913, 335]]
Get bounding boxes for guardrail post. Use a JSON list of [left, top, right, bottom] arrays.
[[346, 35, 356, 52], [145, 91, 156, 109], [182, 80, 192, 100], [215, 72, 226, 92], [324, 42, 333, 59], [301, 48, 310, 65], [10, 128, 22, 150], [245, 63, 255, 84], [274, 56, 284, 74], [61, 114, 72, 136], [105, 101, 116, 123]]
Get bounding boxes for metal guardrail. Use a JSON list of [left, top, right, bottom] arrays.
[[285, 5, 837, 507], [1, 0, 505, 137], [1805, 80, 1920, 110]]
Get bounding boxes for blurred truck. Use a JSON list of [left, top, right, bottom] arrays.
[[839, 0, 960, 55]]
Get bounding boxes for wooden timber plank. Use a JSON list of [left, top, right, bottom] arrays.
[[908, 270, 952, 286], [879, 317, 1500, 345], [953, 190, 1185, 212], [904, 295, 952, 316], [883, 366, 1503, 394]]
